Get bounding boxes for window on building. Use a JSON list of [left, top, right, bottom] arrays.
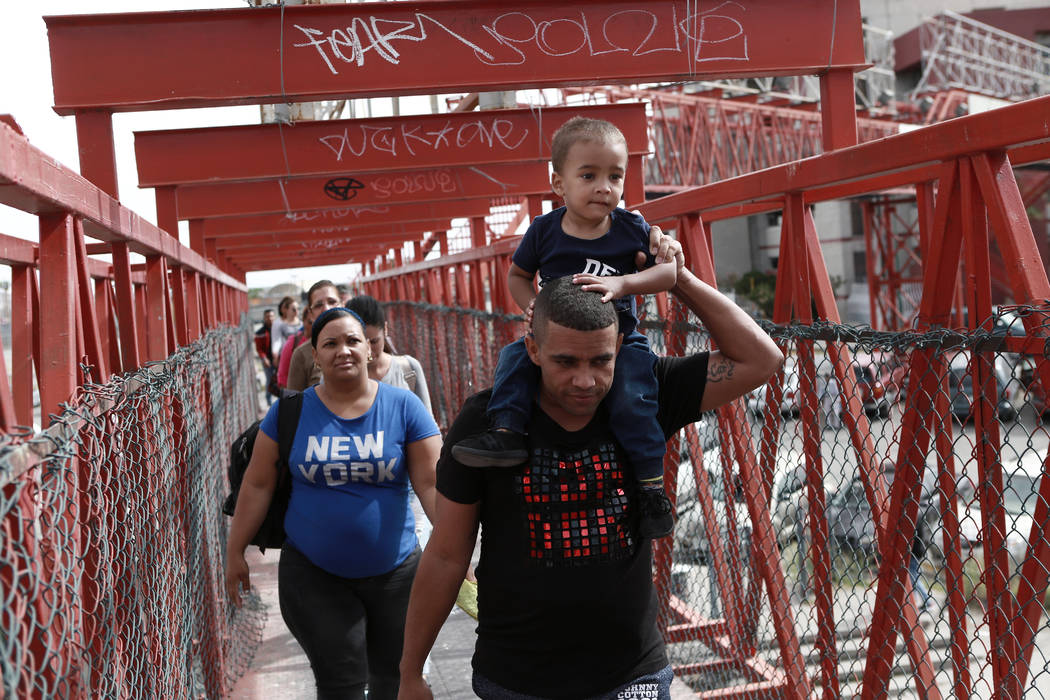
[[853, 250, 867, 282]]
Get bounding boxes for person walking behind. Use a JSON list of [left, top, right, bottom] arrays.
[[255, 308, 276, 406], [277, 304, 313, 391], [346, 295, 431, 413], [347, 293, 439, 676], [270, 295, 302, 359], [286, 280, 343, 392], [226, 307, 442, 700]]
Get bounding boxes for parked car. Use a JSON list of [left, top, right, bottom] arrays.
[[770, 463, 828, 549], [946, 352, 1018, 422], [956, 450, 1044, 568], [674, 462, 753, 567], [826, 477, 879, 553], [674, 436, 804, 564], [746, 362, 799, 420], [825, 467, 941, 556]]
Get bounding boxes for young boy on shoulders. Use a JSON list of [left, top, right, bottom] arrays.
[[451, 116, 678, 538]]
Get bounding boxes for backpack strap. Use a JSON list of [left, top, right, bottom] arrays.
[[275, 391, 304, 468], [398, 356, 417, 393]]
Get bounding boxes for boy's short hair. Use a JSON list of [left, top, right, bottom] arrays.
[[532, 276, 617, 344], [550, 117, 627, 173]]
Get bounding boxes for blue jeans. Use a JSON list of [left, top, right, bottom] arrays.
[[488, 332, 665, 482], [263, 365, 276, 406], [473, 664, 674, 699], [909, 554, 931, 609], [278, 543, 420, 700]]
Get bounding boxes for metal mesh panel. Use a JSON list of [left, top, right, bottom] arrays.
[[387, 297, 1050, 698], [0, 320, 264, 699]]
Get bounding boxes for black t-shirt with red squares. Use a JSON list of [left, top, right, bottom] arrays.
[[437, 353, 710, 698]]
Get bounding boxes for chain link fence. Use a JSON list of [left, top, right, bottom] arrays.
[[0, 320, 263, 699], [387, 297, 1050, 698]]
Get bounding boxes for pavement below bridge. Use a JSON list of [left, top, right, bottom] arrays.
[[229, 546, 696, 698]]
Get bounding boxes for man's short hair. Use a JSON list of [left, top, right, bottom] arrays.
[[532, 276, 617, 343], [550, 117, 627, 173]]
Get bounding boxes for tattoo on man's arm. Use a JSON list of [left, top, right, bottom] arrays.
[[708, 359, 736, 383]]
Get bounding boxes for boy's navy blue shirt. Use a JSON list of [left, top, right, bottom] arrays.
[[512, 207, 653, 335]]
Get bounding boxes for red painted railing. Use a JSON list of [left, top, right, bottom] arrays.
[[361, 94, 1050, 698], [0, 117, 247, 430]]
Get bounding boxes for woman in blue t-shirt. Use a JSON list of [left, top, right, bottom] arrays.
[[226, 307, 441, 700]]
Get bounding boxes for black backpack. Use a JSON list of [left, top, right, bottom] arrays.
[[223, 391, 304, 553]]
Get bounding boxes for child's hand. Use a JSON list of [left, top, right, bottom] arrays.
[[524, 299, 536, 334], [573, 273, 627, 303], [645, 223, 685, 270]]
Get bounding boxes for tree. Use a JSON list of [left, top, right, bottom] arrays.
[[732, 270, 777, 319]]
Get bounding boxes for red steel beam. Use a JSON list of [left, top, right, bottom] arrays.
[[226, 243, 386, 262], [134, 103, 647, 186], [46, 1, 866, 114], [225, 247, 381, 268], [175, 162, 552, 219], [200, 200, 490, 237], [637, 95, 1050, 223], [211, 223, 446, 251], [0, 120, 244, 292]]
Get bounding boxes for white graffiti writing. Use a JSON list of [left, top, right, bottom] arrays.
[[291, 3, 748, 74], [318, 118, 529, 162], [370, 170, 457, 199], [283, 206, 391, 223]]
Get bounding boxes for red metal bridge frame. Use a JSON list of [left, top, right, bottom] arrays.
[[196, 200, 491, 238], [0, 119, 246, 427], [172, 162, 553, 220], [640, 96, 1050, 698], [863, 166, 1050, 332], [46, 0, 867, 231], [133, 103, 649, 188], [136, 104, 649, 271], [563, 85, 903, 191], [173, 162, 555, 272], [194, 201, 494, 274], [361, 95, 1050, 697]]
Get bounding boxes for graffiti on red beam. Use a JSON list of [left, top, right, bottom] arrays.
[[291, 5, 749, 75], [319, 118, 531, 162]]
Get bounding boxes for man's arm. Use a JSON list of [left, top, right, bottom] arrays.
[[672, 265, 783, 411], [399, 496, 480, 699], [637, 225, 782, 410]]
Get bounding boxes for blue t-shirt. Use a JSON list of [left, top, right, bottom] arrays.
[[260, 384, 440, 578], [511, 207, 654, 334]]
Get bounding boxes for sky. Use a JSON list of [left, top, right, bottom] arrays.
[[0, 1, 401, 293]]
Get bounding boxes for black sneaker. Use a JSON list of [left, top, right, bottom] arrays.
[[452, 430, 528, 468], [637, 488, 674, 539]]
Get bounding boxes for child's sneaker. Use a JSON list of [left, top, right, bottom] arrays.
[[452, 429, 528, 467], [637, 487, 674, 539]]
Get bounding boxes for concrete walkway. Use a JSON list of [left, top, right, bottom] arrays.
[[229, 547, 479, 699], [228, 547, 695, 698]]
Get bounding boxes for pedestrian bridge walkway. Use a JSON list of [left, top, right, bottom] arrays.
[[228, 548, 481, 699], [4, 3, 1050, 697]]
